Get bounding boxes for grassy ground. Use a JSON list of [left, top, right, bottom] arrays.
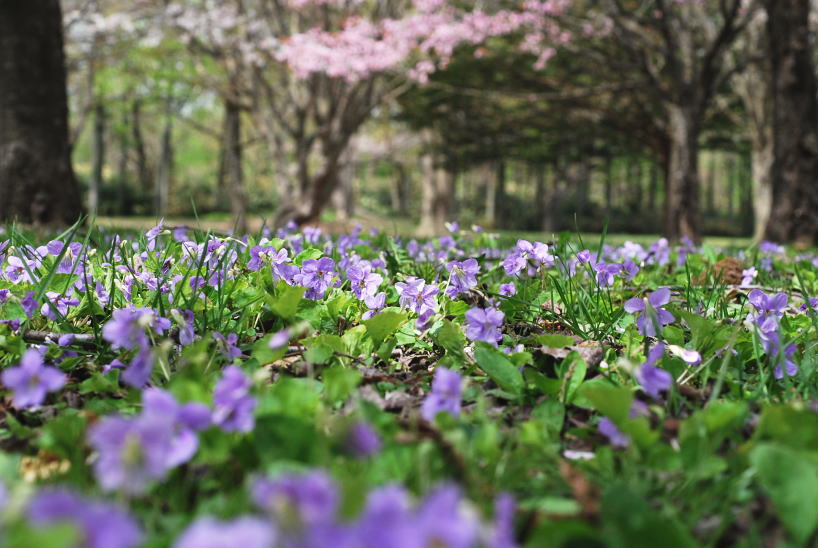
[[96, 213, 753, 250]]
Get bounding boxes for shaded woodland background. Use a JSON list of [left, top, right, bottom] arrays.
[[3, 0, 818, 243]]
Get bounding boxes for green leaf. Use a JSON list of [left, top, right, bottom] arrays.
[[601, 484, 695, 548], [322, 365, 362, 405], [5, 522, 80, 548], [293, 248, 324, 265], [444, 300, 469, 316], [525, 369, 561, 396], [750, 444, 818, 542], [563, 351, 588, 404], [474, 342, 524, 396], [304, 345, 333, 365], [578, 382, 633, 423], [363, 308, 408, 348], [754, 404, 818, 451], [536, 334, 575, 348], [78, 371, 120, 396], [431, 319, 467, 363], [270, 283, 306, 319], [252, 335, 287, 365]]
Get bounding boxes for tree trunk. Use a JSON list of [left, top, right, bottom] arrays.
[[332, 159, 355, 221], [751, 133, 774, 241], [155, 111, 173, 218], [0, 0, 83, 225], [131, 100, 151, 193], [116, 113, 130, 216], [417, 152, 439, 236], [534, 162, 547, 227], [740, 154, 755, 236], [483, 162, 497, 226], [224, 98, 247, 233], [390, 163, 409, 216], [703, 152, 716, 215], [273, 134, 349, 228], [664, 103, 702, 243], [493, 160, 506, 226], [763, 0, 818, 243], [648, 161, 659, 213], [626, 158, 643, 214], [543, 158, 563, 233], [216, 109, 228, 208], [726, 154, 736, 218], [89, 103, 105, 216], [604, 155, 614, 214]]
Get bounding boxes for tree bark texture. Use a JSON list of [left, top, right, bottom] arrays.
[[89, 103, 105, 215], [155, 113, 173, 218], [417, 153, 453, 237], [0, 0, 83, 225], [664, 104, 701, 243], [131, 100, 151, 193], [224, 99, 247, 234], [763, 0, 818, 243]]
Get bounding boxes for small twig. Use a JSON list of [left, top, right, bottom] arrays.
[[22, 330, 97, 348]]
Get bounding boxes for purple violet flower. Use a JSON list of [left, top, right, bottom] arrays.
[[594, 262, 622, 287], [499, 282, 516, 297], [742, 267, 757, 286], [40, 289, 80, 320], [212, 366, 256, 433], [421, 367, 462, 421], [362, 292, 386, 320], [347, 263, 383, 299], [268, 329, 290, 350], [445, 259, 479, 298], [464, 306, 504, 346], [598, 417, 630, 449], [623, 287, 674, 337], [395, 276, 438, 315], [1, 349, 66, 408], [635, 344, 673, 399], [345, 421, 382, 459], [21, 291, 38, 319], [87, 414, 176, 494], [28, 489, 142, 548], [213, 332, 242, 362], [251, 470, 338, 527], [294, 257, 337, 300], [174, 516, 276, 548]]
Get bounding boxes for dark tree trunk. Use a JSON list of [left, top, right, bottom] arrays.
[[116, 113, 131, 215], [543, 157, 563, 233], [534, 162, 547, 226], [493, 160, 506, 226], [726, 154, 737, 217], [763, 0, 818, 243], [664, 103, 702, 243], [604, 155, 614, 214], [390, 163, 409, 216], [89, 103, 106, 216], [131, 100, 151, 193], [483, 162, 497, 226], [417, 152, 453, 236], [224, 99, 247, 233], [626, 158, 643, 214], [155, 111, 173, 217], [648, 161, 659, 213], [331, 159, 355, 221], [741, 154, 755, 235], [704, 153, 717, 215], [0, 0, 82, 225], [216, 109, 229, 208]]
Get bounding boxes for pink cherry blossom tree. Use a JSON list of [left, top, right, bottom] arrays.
[[164, 0, 571, 228]]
